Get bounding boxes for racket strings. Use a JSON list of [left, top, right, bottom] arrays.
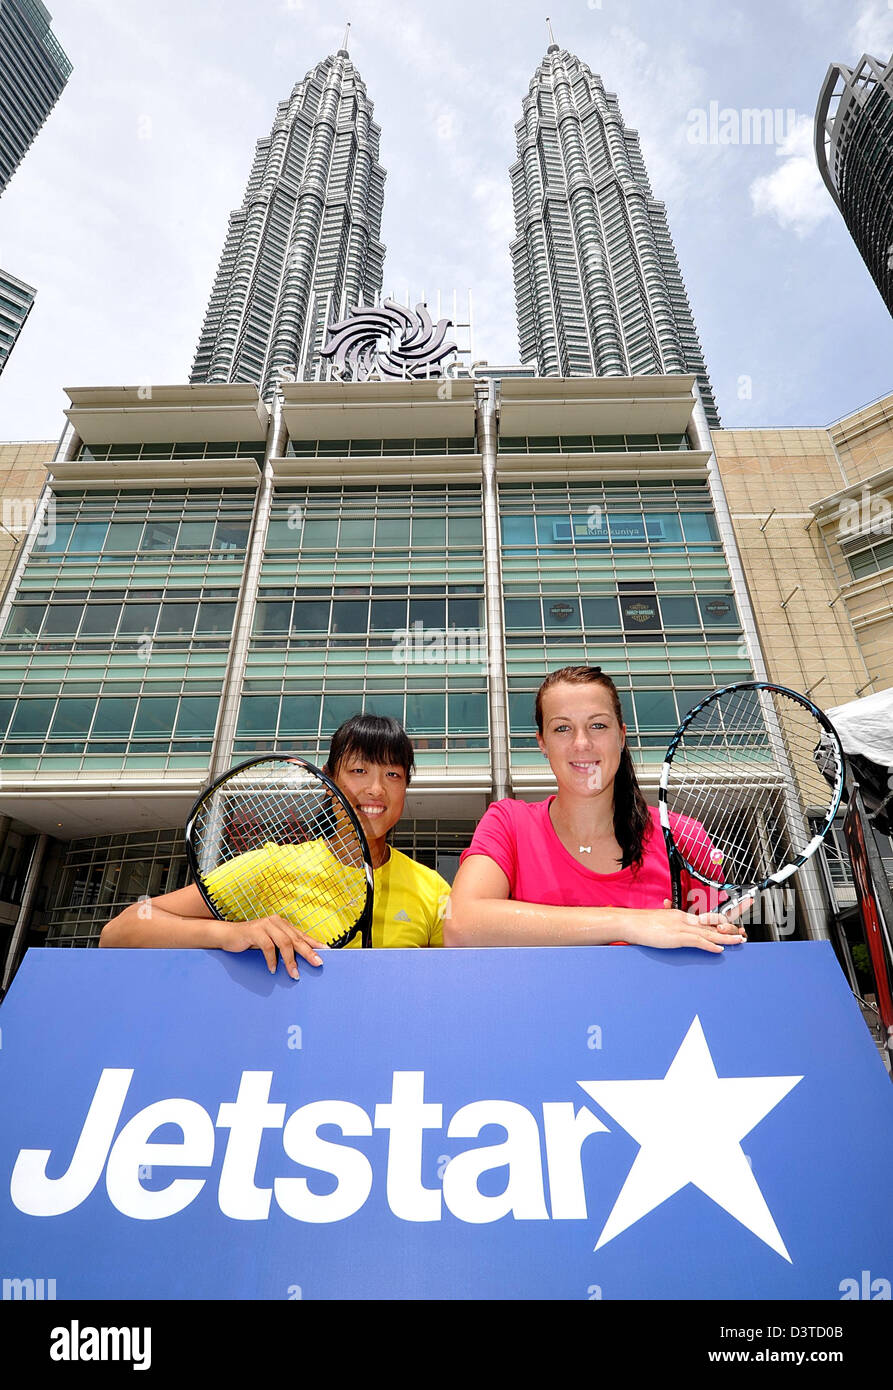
[[667, 688, 843, 887], [192, 761, 369, 947]]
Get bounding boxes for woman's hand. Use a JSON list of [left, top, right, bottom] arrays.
[[622, 901, 748, 953], [216, 916, 327, 979]]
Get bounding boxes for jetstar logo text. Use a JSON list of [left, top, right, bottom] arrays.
[[10, 1069, 607, 1225], [8, 1020, 803, 1257]]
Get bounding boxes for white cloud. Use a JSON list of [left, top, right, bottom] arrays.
[[749, 117, 835, 238], [849, 1, 893, 59]]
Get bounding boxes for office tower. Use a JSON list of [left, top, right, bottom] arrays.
[[509, 29, 720, 425], [0, 0, 71, 195], [815, 53, 893, 316], [0, 267, 35, 373], [190, 34, 386, 399]]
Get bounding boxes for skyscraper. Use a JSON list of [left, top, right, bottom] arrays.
[[0, 267, 35, 373], [0, 0, 71, 196], [509, 30, 720, 425], [815, 52, 893, 317], [190, 33, 386, 400]]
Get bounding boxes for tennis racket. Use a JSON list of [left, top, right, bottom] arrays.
[[658, 682, 845, 928], [185, 755, 374, 949]]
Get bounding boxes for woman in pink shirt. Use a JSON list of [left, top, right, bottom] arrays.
[[444, 665, 746, 952]]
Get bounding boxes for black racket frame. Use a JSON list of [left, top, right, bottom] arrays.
[[185, 753, 374, 949], [658, 680, 846, 916]]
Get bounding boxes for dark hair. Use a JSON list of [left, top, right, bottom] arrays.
[[323, 713, 415, 786], [535, 665, 652, 871]]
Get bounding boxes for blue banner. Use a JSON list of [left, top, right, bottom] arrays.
[[0, 943, 891, 1300]]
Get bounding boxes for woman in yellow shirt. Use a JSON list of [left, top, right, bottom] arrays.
[[99, 715, 449, 978]]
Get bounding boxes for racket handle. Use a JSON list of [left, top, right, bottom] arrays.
[[663, 828, 684, 910]]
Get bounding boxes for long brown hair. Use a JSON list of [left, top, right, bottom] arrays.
[[535, 665, 652, 870]]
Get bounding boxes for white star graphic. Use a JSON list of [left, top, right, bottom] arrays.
[[578, 1016, 802, 1261]]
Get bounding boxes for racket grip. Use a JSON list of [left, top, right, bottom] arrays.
[[663, 829, 684, 910]]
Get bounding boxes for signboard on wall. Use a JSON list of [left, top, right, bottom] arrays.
[[1, 944, 891, 1299]]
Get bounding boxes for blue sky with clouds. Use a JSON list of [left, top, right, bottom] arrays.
[[1, 0, 892, 440]]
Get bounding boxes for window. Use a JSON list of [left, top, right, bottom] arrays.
[[660, 597, 699, 627], [49, 700, 95, 737], [371, 599, 407, 632], [157, 602, 198, 636], [69, 521, 109, 553], [214, 521, 249, 551], [140, 521, 178, 552], [633, 690, 677, 730], [196, 602, 237, 635], [118, 604, 158, 636], [254, 601, 291, 635], [133, 698, 178, 738], [104, 522, 144, 552], [9, 700, 56, 737], [42, 607, 82, 637], [176, 698, 219, 737], [92, 698, 138, 737], [278, 696, 320, 735]]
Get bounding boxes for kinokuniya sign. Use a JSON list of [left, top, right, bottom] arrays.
[[1, 946, 891, 1299]]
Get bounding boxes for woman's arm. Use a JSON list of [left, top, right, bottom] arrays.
[[99, 884, 325, 978], [443, 855, 745, 952]]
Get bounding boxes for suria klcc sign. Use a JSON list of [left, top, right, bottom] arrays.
[[1, 946, 891, 1299], [320, 299, 458, 381]]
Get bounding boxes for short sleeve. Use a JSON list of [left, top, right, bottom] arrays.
[[459, 800, 518, 892], [428, 874, 450, 948]]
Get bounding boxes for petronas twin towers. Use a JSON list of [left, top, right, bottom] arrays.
[[190, 39, 385, 399], [191, 29, 719, 424]]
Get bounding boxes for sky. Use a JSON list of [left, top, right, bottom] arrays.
[[0, 0, 892, 442]]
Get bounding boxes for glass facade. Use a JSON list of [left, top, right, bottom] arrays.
[[816, 54, 893, 316], [285, 437, 477, 458], [45, 831, 190, 947], [0, 486, 255, 772], [500, 479, 751, 766], [0, 267, 36, 375], [0, 380, 776, 952], [77, 441, 266, 465], [235, 483, 488, 767], [0, 0, 71, 195], [498, 433, 690, 453]]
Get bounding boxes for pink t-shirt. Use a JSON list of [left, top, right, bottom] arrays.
[[459, 799, 721, 912]]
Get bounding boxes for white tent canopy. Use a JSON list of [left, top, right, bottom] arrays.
[[827, 687, 893, 772]]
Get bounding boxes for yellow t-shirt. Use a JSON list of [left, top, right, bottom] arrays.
[[202, 841, 447, 949], [344, 847, 448, 949]]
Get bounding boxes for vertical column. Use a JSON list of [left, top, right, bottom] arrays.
[[209, 399, 286, 779], [1, 833, 49, 997], [690, 385, 830, 943], [478, 382, 511, 802]]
